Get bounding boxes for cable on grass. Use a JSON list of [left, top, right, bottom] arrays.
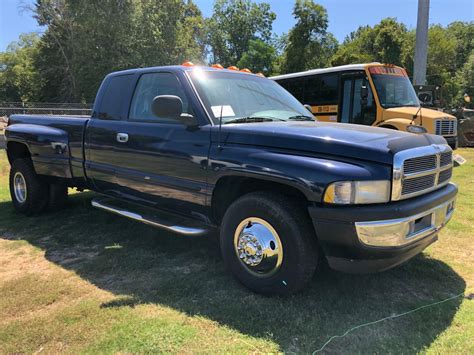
[[313, 292, 465, 354]]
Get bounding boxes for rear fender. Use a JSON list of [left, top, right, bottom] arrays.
[[5, 124, 72, 178]]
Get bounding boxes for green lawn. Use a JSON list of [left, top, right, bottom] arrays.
[[0, 149, 473, 353]]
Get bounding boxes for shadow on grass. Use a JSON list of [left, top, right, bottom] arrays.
[[0, 192, 466, 353]]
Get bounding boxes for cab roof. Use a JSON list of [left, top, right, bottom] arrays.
[[106, 65, 260, 78]]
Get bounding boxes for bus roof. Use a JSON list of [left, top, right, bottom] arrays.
[[270, 62, 383, 80]]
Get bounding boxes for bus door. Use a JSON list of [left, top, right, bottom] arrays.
[[339, 73, 376, 126]]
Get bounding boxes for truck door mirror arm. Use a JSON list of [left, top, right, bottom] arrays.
[[151, 95, 198, 127]]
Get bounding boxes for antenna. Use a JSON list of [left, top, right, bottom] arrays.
[[218, 105, 224, 150], [411, 104, 423, 126]]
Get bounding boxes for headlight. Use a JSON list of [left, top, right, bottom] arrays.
[[324, 180, 391, 204], [407, 125, 427, 134]]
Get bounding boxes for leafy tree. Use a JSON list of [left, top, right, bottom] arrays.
[[32, 0, 206, 102], [446, 21, 474, 71], [236, 39, 276, 75], [331, 18, 407, 66], [0, 33, 43, 102], [282, 0, 337, 73], [207, 0, 276, 67]]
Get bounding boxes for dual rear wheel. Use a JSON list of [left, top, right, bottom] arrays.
[[9, 158, 68, 215]]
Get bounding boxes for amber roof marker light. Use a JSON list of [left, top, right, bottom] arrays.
[[227, 66, 239, 71], [182, 61, 194, 67], [240, 68, 252, 73], [211, 64, 224, 69]]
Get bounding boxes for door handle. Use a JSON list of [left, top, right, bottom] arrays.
[[116, 133, 129, 143]]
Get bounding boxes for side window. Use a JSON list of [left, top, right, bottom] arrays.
[[98, 74, 134, 120], [304, 74, 339, 105], [129, 72, 192, 122], [304, 75, 321, 104], [287, 78, 305, 101], [319, 74, 338, 103]]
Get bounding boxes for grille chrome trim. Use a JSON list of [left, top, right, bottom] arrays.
[[392, 144, 453, 201], [435, 119, 456, 136]]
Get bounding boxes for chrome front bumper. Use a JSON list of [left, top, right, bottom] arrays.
[[356, 197, 456, 247]]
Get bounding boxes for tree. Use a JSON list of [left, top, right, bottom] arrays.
[[206, 0, 276, 67], [331, 18, 408, 66], [0, 33, 43, 102], [282, 0, 337, 73], [31, 0, 206, 102], [446, 21, 474, 71], [237, 39, 276, 75]]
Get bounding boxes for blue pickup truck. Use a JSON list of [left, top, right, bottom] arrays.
[[5, 65, 457, 295]]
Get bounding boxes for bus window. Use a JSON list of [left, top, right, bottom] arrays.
[[320, 74, 338, 103], [304, 74, 338, 105], [304, 76, 321, 104], [341, 80, 351, 123], [286, 78, 305, 101]]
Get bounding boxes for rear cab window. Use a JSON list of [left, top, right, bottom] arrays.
[[97, 74, 135, 120]]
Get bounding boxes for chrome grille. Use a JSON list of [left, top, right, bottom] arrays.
[[392, 144, 453, 201], [435, 119, 456, 136], [402, 175, 436, 195], [403, 155, 437, 174], [438, 169, 452, 184], [440, 151, 452, 167]]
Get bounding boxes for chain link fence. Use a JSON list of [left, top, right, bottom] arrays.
[[0, 102, 92, 149], [0, 102, 92, 118]]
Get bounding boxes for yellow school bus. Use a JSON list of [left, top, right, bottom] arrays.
[[271, 63, 458, 149]]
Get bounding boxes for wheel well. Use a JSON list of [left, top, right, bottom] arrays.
[[379, 124, 398, 130], [211, 176, 309, 224], [7, 142, 31, 165]]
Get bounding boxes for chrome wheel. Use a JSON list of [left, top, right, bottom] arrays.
[[13, 172, 27, 203], [233, 217, 283, 277]]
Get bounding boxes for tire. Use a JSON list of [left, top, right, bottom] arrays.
[[220, 192, 318, 295], [9, 158, 50, 215], [49, 183, 68, 210]]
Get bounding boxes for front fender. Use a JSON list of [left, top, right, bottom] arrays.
[[209, 146, 391, 202], [377, 118, 411, 131], [5, 124, 72, 178]]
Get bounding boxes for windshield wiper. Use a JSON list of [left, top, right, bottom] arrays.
[[288, 115, 314, 121], [224, 116, 285, 124]]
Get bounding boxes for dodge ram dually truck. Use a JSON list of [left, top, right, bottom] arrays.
[[5, 65, 457, 295]]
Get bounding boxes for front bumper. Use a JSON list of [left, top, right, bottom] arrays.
[[308, 183, 457, 273], [444, 136, 458, 150]]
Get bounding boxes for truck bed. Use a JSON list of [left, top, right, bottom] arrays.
[[5, 114, 90, 182]]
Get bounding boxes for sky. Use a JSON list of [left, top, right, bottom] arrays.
[[0, 0, 473, 51]]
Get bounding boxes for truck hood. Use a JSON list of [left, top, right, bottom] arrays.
[[215, 121, 447, 165], [384, 107, 456, 120]]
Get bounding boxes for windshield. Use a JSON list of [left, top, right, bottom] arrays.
[[371, 74, 420, 108], [188, 69, 312, 124]]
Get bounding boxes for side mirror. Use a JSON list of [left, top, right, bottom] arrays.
[[151, 95, 197, 126], [418, 93, 431, 103], [360, 86, 368, 106], [304, 104, 313, 114]]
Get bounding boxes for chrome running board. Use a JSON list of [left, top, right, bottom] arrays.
[[91, 197, 208, 236]]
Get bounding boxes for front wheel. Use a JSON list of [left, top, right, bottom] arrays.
[[9, 158, 50, 215], [220, 192, 318, 295]]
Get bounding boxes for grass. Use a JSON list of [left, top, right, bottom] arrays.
[[0, 149, 473, 354]]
